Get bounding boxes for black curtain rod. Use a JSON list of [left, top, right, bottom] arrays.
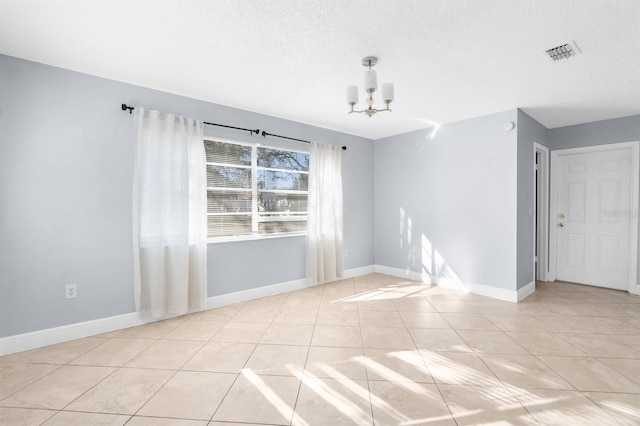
[[261, 130, 347, 151], [122, 104, 346, 150], [121, 104, 260, 135]]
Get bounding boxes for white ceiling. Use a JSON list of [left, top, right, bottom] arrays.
[[1, 0, 639, 139]]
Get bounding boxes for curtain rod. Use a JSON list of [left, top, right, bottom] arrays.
[[121, 104, 260, 136], [261, 131, 347, 151], [122, 104, 346, 150]]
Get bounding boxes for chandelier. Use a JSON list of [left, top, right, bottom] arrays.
[[346, 56, 394, 117]]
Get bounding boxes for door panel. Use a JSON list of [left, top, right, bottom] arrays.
[[556, 148, 631, 290]]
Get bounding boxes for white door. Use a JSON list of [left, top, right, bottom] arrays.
[[556, 148, 631, 290]]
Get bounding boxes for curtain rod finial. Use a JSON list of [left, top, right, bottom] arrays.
[[121, 104, 134, 114]]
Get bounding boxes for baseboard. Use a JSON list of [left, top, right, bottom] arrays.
[[373, 264, 528, 303], [0, 312, 143, 356], [517, 281, 536, 301], [0, 265, 375, 356], [629, 284, 640, 296]]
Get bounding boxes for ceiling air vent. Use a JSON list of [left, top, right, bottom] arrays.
[[545, 40, 580, 61]]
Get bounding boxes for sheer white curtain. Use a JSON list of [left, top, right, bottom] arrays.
[[133, 108, 207, 319], [306, 142, 344, 285]]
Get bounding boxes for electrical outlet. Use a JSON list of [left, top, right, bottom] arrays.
[[65, 284, 77, 299]]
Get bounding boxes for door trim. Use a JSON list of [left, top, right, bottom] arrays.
[[549, 141, 639, 293], [534, 143, 550, 281]]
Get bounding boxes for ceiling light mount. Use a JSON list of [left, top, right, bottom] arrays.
[[347, 56, 394, 118]]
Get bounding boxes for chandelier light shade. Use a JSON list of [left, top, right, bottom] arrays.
[[347, 56, 394, 117]]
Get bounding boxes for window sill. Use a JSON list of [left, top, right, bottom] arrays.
[[207, 232, 306, 244]]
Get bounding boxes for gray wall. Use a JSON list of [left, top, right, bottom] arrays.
[[548, 114, 640, 286], [0, 54, 374, 338], [516, 110, 549, 288], [374, 110, 519, 291]]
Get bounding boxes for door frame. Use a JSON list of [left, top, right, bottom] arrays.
[[534, 143, 550, 282], [549, 141, 639, 294]]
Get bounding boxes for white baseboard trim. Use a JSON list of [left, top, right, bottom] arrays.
[[0, 312, 143, 357], [517, 281, 536, 301], [629, 284, 640, 296], [373, 264, 529, 303], [0, 265, 375, 356]]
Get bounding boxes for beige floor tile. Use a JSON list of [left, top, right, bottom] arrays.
[[363, 348, 432, 383], [421, 351, 502, 387], [409, 328, 471, 352], [426, 300, 475, 313], [42, 411, 129, 425], [0, 337, 107, 366], [369, 380, 455, 425], [230, 306, 279, 323], [0, 363, 59, 400], [612, 334, 640, 351], [244, 294, 288, 310], [358, 310, 405, 328], [319, 296, 359, 311], [117, 318, 185, 339], [260, 323, 315, 346], [361, 326, 416, 350], [138, 371, 236, 420], [465, 301, 521, 315], [439, 384, 538, 425], [305, 346, 367, 380], [0, 407, 56, 426], [512, 388, 621, 425], [210, 322, 269, 343], [127, 417, 207, 426], [187, 306, 239, 322], [1, 365, 114, 409], [399, 312, 451, 329], [592, 303, 640, 317], [69, 338, 154, 366], [597, 358, 640, 382], [557, 333, 640, 359], [182, 341, 255, 373], [392, 297, 436, 312], [506, 332, 587, 356], [483, 314, 549, 332], [479, 353, 573, 390], [66, 367, 173, 414], [543, 301, 604, 316], [457, 330, 528, 355], [537, 315, 601, 334], [357, 299, 398, 312], [272, 308, 318, 325], [162, 320, 225, 341], [316, 309, 360, 326], [441, 313, 499, 331], [212, 373, 300, 425], [538, 356, 640, 393], [292, 377, 372, 426], [244, 344, 309, 376], [311, 325, 362, 348], [125, 340, 204, 370], [209, 423, 272, 426], [282, 295, 322, 310], [585, 392, 640, 426]]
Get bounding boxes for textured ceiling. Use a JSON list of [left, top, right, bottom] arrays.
[[1, 0, 639, 139]]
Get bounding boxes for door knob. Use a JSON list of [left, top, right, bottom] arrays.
[[559, 223, 565, 228]]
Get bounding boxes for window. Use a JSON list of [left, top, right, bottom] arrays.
[[205, 139, 309, 238]]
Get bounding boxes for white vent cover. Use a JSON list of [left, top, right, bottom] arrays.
[[546, 40, 580, 61]]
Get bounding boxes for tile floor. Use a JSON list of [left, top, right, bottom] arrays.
[[1, 273, 639, 425]]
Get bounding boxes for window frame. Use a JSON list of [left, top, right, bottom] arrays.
[[204, 136, 309, 243]]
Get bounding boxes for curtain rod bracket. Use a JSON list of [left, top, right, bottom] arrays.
[[121, 103, 134, 114]]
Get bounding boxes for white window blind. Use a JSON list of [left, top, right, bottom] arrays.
[[205, 139, 309, 238]]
